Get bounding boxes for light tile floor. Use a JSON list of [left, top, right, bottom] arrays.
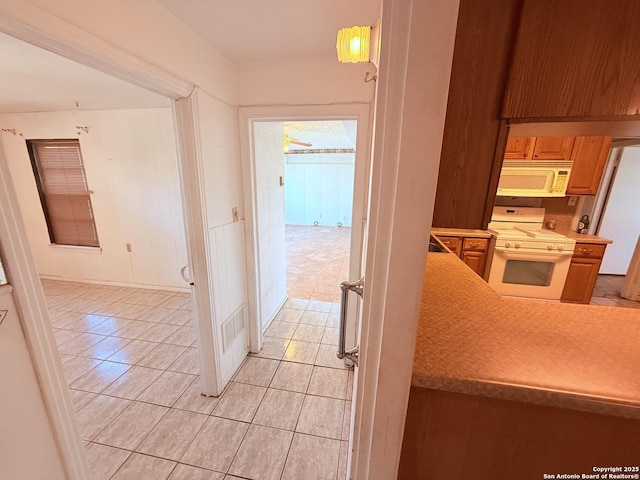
[[44, 224, 353, 479], [286, 225, 351, 302], [590, 274, 640, 309]]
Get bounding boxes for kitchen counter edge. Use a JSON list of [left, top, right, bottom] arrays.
[[413, 252, 640, 420]]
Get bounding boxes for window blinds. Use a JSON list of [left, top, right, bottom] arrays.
[[28, 140, 99, 248]]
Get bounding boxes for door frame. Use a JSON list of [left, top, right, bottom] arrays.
[[238, 104, 373, 354], [0, 4, 219, 478]]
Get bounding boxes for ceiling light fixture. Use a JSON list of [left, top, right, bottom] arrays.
[[336, 26, 371, 64]]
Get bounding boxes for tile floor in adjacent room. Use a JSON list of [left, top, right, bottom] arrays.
[[285, 225, 351, 303], [45, 224, 353, 479], [590, 274, 640, 309]]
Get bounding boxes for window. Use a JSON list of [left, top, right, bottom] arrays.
[[27, 139, 99, 248]]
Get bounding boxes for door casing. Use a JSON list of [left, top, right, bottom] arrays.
[[238, 104, 373, 354]]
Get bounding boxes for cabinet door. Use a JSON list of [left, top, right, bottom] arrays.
[[461, 250, 487, 277], [532, 137, 575, 160], [436, 236, 462, 256], [504, 136, 535, 159], [567, 136, 612, 195], [561, 258, 601, 304]]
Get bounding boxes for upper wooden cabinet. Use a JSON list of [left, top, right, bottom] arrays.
[[567, 136, 612, 195], [503, 1, 640, 119], [504, 136, 535, 159], [532, 136, 575, 160], [505, 136, 575, 160]]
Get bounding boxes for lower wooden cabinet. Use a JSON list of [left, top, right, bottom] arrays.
[[435, 235, 489, 278], [399, 388, 640, 480], [561, 243, 607, 304], [436, 236, 461, 255]]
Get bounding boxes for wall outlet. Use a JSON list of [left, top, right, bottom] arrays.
[[232, 207, 239, 222], [125, 243, 132, 252]]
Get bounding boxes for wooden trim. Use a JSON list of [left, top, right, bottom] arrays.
[[0, 135, 91, 479], [482, 120, 510, 228], [173, 96, 222, 396], [0, 0, 193, 99]]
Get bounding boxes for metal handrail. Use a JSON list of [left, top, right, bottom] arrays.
[[337, 277, 363, 366]]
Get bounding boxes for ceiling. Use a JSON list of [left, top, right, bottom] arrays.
[[155, 0, 380, 63], [284, 120, 357, 150], [0, 32, 169, 114]]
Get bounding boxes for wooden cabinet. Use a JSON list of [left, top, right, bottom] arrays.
[[461, 238, 488, 276], [561, 243, 607, 304], [504, 136, 535, 159], [400, 387, 640, 480], [567, 136, 612, 195], [434, 235, 489, 278], [532, 136, 575, 160], [437, 236, 461, 255], [505, 136, 575, 160]]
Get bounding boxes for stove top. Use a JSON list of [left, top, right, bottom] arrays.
[[488, 206, 576, 251]]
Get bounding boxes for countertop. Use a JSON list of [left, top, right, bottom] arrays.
[[431, 228, 492, 239], [414, 252, 640, 419], [559, 230, 613, 244]]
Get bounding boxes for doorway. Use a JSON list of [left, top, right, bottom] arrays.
[[591, 145, 640, 308], [240, 106, 371, 359]]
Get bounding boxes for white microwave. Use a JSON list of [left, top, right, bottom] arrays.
[[496, 160, 573, 197]]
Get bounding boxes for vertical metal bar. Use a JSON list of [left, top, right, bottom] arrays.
[[337, 278, 364, 365], [337, 282, 350, 360]]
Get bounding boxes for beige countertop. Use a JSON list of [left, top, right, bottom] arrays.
[[559, 230, 613, 244], [431, 227, 492, 239], [414, 252, 640, 419]]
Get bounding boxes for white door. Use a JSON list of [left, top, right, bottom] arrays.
[[598, 146, 640, 274], [253, 121, 287, 332]]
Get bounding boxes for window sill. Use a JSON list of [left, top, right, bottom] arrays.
[[49, 244, 102, 254]]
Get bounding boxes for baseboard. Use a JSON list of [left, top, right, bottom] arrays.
[[38, 275, 190, 293]]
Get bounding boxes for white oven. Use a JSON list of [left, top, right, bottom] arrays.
[[487, 206, 576, 301], [488, 245, 574, 300]]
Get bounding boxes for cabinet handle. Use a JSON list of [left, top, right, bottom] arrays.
[[442, 240, 452, 245], [579, 247, 593, 255], [533, 154, 539, 158], [468, 242, 480, 248]]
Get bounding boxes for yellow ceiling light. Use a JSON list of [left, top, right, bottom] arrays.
[[336, 26, 371, 63]]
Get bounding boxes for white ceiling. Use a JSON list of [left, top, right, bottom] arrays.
[[155, 0, 381, 63], [0, 32, 169, 114]]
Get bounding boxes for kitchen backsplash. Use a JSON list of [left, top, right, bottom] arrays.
[[541, 198, 577, 232]]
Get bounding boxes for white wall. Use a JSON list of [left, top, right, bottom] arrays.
[[194, 89, 248, 384], [0, 108, 188, 289], [285, 152, 355, 226], [598, 147, 640, 274], [236, 58, 375, 106], [0, 286, 66, 480]]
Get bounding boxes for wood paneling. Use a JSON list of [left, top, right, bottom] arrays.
[[399, 388, 640, 480], [567, 136, 612, 195], [503, 0, 640, 119], [432, 0, 522, 229]]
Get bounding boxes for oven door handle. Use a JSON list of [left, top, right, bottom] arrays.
[[494, 247, 574, 257]]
